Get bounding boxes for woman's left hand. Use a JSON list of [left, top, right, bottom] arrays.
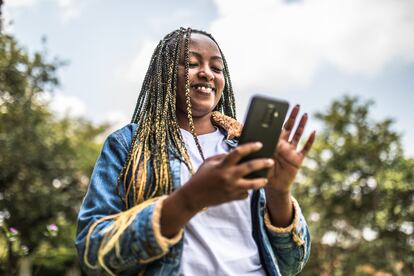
[[266, 104, 316, 194]]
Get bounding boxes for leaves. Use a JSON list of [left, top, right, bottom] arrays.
[[0, 33, 109, 273], [297, 96, 414, 275]]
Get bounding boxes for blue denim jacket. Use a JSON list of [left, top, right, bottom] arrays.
[[75, 123, 311, 275]]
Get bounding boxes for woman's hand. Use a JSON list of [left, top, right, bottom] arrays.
[[267, 104, 316, 194], [161, 142, 274, 238], [261, 104, 316, 227], [179, 142, 275, 212]]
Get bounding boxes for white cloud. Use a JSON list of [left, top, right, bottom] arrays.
[[210, 0, 414, 93], [122, 39, 158, 86], [41, 91, 87, 118], [104, 110, 129, 131], [4, 0, 83, 24], [57, 0, 82, 23], [2, 0, 38, 32], [5, 0, 37, 8]]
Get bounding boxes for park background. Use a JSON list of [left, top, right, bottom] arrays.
[[1, 0, 413, 275]]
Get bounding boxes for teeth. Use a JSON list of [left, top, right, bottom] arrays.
[[195, 86, 213, 93]]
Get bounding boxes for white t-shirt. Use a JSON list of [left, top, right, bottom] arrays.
[[179, 127, 265, 276]]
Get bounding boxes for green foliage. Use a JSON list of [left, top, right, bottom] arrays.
[[0, 33, 109, 273], [297, 96, 414, 275]]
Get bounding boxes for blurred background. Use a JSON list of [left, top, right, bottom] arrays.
[[0, 0, 413, 275]]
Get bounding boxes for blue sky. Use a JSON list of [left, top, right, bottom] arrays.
[[5, 0, 414, 157]]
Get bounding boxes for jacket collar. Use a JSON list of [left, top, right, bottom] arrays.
[[211, 111, 243, 140]]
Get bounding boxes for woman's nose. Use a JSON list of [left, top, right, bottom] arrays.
[[198, 66, 214, 81]]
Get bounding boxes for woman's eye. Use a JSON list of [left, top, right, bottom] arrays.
[[189, 63, 198, 67], [212, 67, 223, 73]]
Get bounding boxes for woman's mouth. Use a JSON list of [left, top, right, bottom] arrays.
[[191, 85, 215, 96]]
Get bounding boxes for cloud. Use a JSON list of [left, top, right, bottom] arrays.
[[57, 0, 82, 23], [104, 110, 129, 131], [5, 0, 37, 8], [4, 0, 83, 24], [122, 39, 158, 86], [40, 91, 87, 118], [210, 0, 414, 92]]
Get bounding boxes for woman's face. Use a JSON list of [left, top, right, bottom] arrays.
[[176, 33, 225, 118]]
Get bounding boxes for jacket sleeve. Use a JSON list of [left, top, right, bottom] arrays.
[[75, 128, 183, 275], [264, 196, 311, 276]]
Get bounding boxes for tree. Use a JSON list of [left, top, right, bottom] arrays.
[[297, 96, 414, 275], [0, 32, 109, 274]]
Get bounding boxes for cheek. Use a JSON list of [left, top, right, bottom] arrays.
[[178, 67, 198, 85], [216, 74, 225, 93], [188, 68, 199, 80]]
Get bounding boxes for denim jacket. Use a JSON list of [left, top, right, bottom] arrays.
[[75, 118, 311, 276]]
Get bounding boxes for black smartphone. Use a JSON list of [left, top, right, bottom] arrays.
[[238, 95, 289, 179]]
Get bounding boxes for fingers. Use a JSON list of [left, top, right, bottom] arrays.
[[234, 177, 268, 200], [281, 104, 300, 141], [238, 177, 269, 191], [300, 130, 316, 156], [280, 104, 311, 149], [290, 113, 308, 146], [206, 153, 227, 162], [234, 158, 274, 178], [221, 142, 263, 167]]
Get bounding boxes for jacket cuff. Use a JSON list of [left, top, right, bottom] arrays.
[[264, 196, 304, 246], [152, 196, 183, 252]]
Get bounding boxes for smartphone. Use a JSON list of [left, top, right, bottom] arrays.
[[238, 95, 289, 179]]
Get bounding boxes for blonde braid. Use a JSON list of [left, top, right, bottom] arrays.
[[183, 28, 206, 161], [84, 27, 238, 274]]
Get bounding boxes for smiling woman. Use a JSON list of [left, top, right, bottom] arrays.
[[75, 27, 314, 276], [176, 33, 225, 120]]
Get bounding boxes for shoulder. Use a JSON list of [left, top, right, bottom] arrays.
[[106, 123, 139, 151]]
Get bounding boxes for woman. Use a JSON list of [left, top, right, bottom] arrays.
[[75, 27, 315, 276]]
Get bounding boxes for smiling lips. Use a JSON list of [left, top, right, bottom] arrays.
[[191, 84, 215, 95]]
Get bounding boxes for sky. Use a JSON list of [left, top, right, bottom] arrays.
[[4, 0, 414, 157]]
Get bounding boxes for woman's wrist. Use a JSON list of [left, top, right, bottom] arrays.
[[264, 187, 293, 228], [265, 185, 292, 200], [176, 182, 206, 214], [160, 185, 203, 238]]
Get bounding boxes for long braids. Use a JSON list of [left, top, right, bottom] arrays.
[[83, 28, 240, 275], [118, 27, 237, 208]]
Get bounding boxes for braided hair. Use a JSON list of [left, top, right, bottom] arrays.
[[118, 27, 236, 208]]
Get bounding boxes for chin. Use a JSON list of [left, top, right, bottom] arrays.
[[189, 102, 215, 116], [190, 99, 216, 114], [191, 107, 215, 117]]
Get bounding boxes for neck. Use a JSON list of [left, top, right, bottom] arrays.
[[176, 111, 216, 135]]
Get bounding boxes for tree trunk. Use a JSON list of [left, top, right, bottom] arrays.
[[65, 264, 81, 276], [18, 256, 32, 276], [6, 240, 16, 276]]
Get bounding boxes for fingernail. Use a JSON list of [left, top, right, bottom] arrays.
[[266, 159, 274, 166], [255, 142, 263, 149]]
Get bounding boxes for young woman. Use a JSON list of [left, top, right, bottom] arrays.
[[75, 27, 315, 276]]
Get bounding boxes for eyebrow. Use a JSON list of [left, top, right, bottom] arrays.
[[189, 51, 223, 61]]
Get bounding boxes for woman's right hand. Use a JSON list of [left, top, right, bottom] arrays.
[[179, 142, 274, 212], [160, 142, 273, 238]]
